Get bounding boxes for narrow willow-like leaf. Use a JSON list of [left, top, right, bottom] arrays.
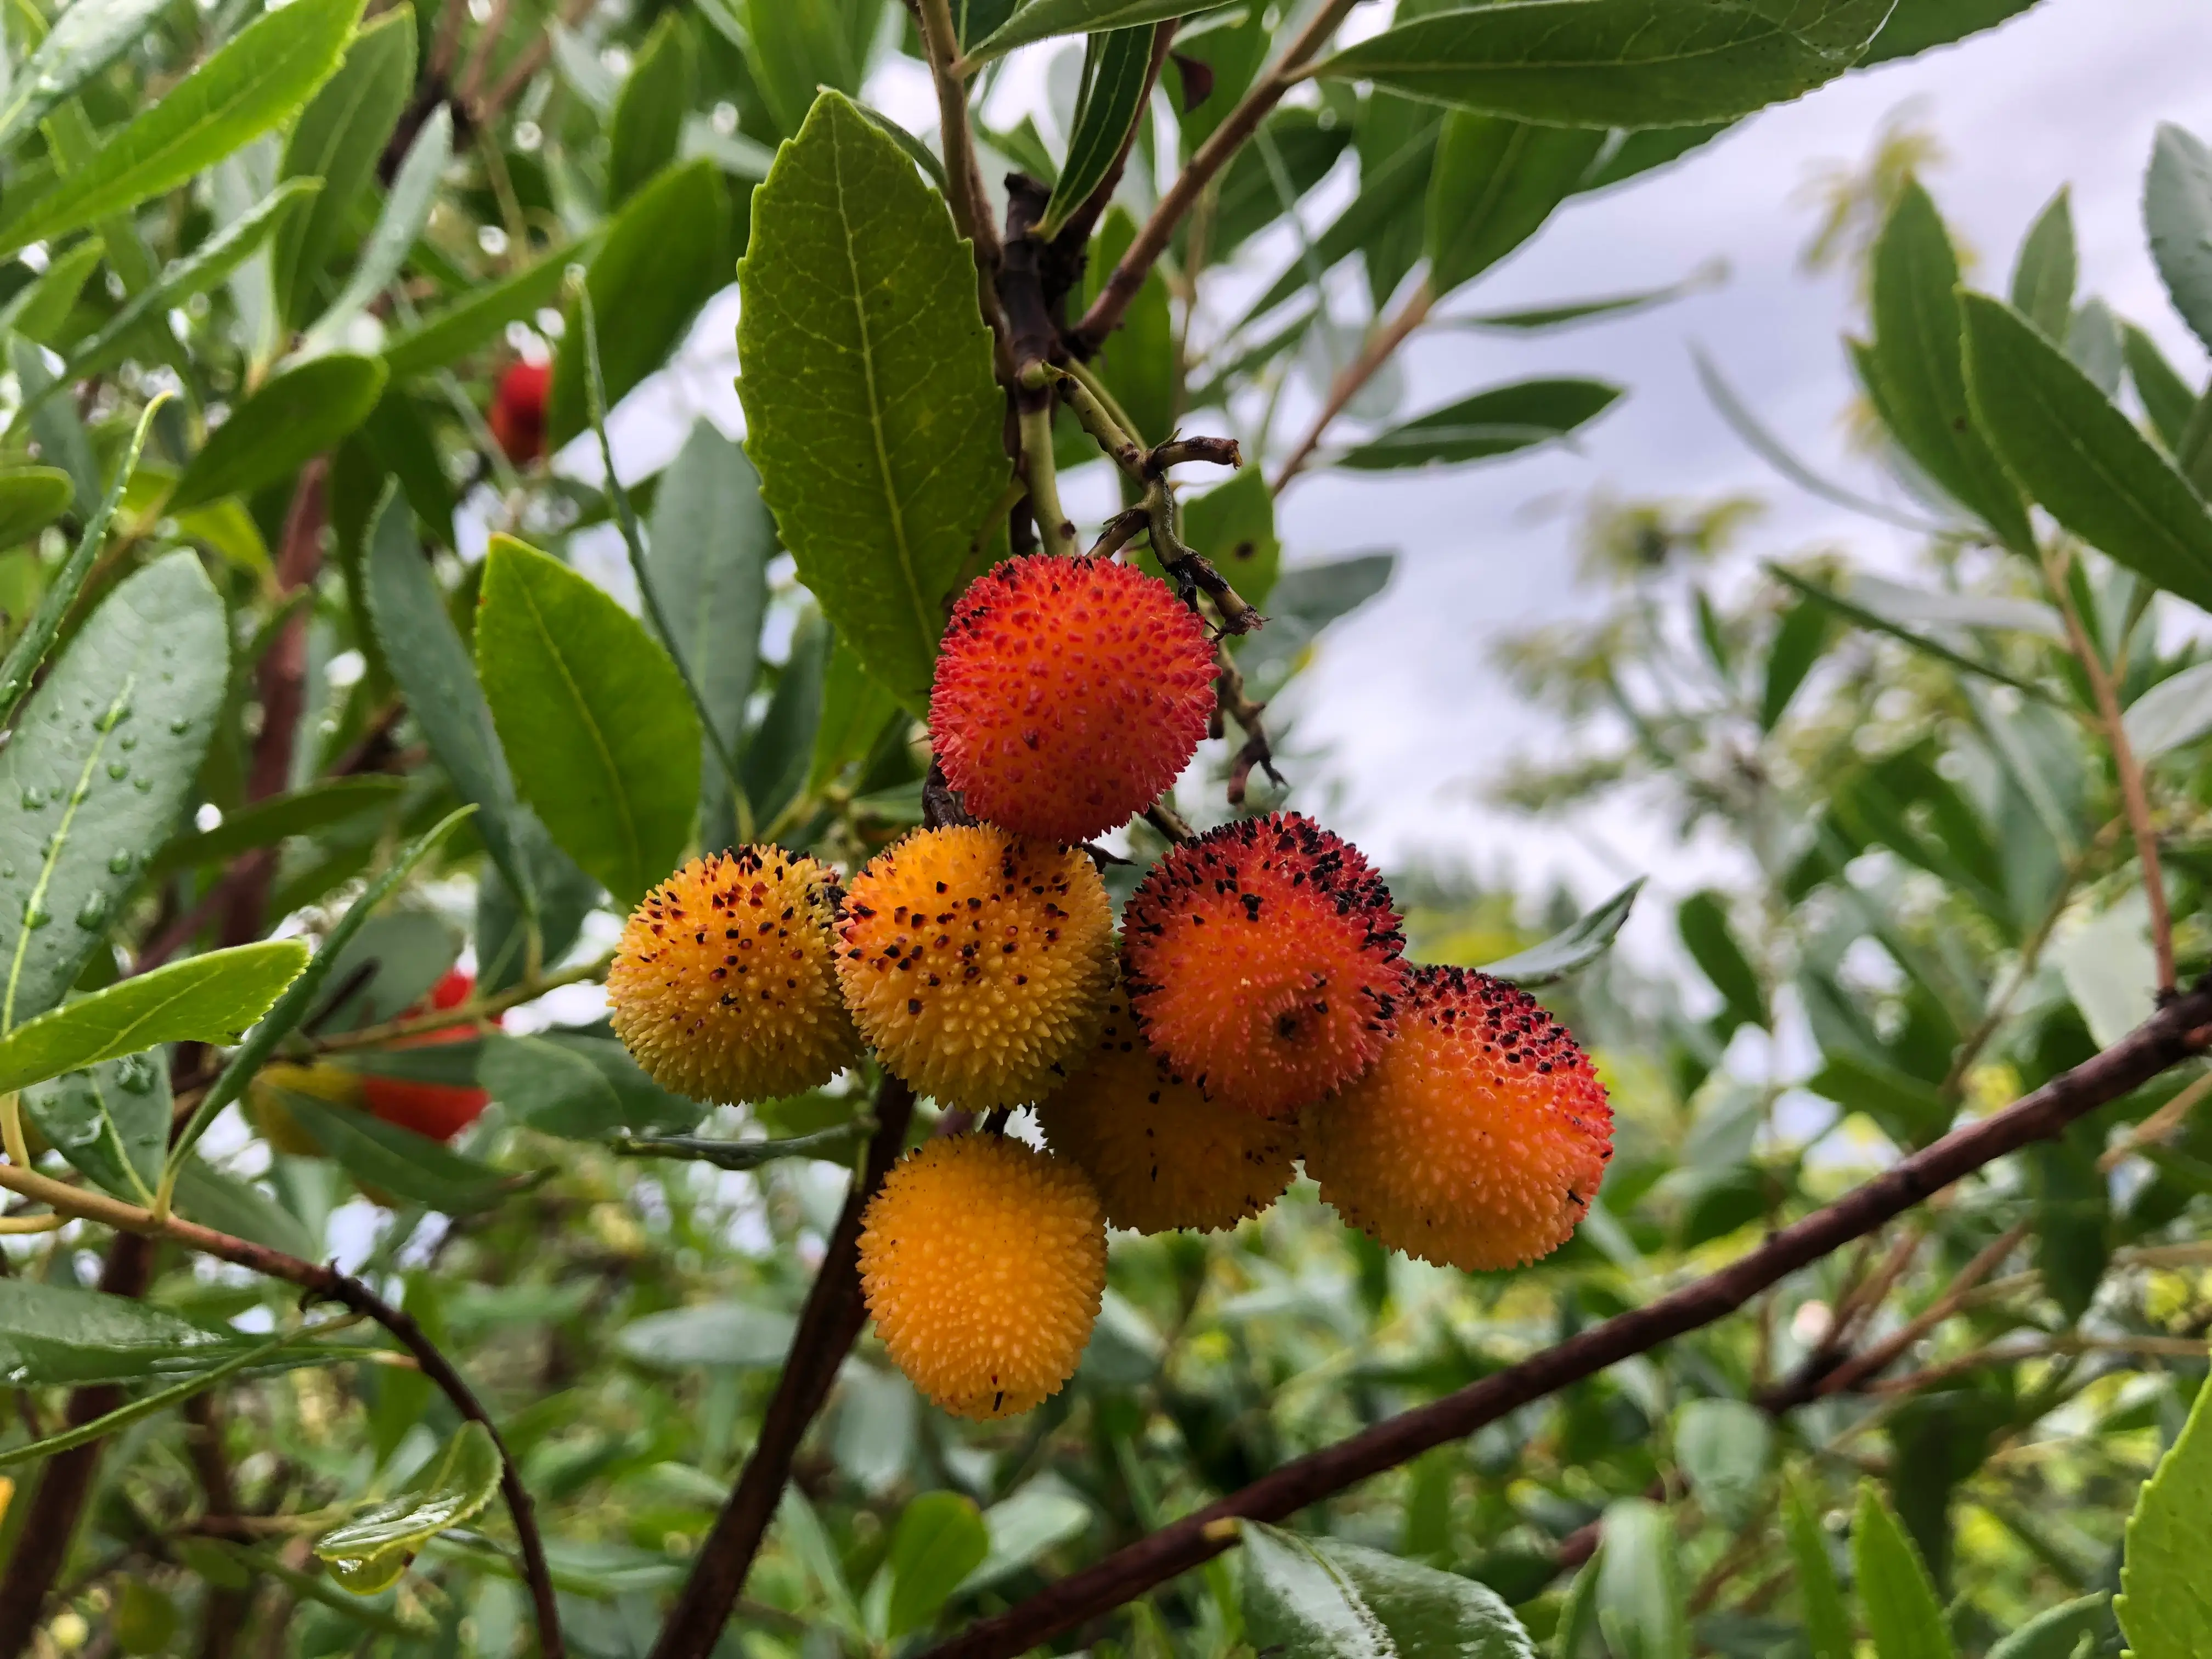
[[2146, 121, 2212, 357], [298, 104, 452, 354], [1853, 1486, 1958, 1659], [1481, 879, 1641, 986], [170, 354, 387, 510], [1425, 114, 1605, 296], [268, 1087, 519, 1214], [315, 1421, 502, 1595], [0, 0, 168, 149], [1038, 26, 1155, 242], [1338, 378, 1621, 470], [380, 246, 584, 381], [607, 10, 695, 205], [609, 1125, 868, 1171], [737, 92, 1007, 714], [969, 0, 1224, 61]]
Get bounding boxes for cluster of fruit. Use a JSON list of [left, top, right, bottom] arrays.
[[607, 553, 1613, 1421]]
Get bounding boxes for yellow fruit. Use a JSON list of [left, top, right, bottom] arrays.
[[1303, 966, 1613, 1271], [608, 847, 859, 1104], [1035, 989, 1298, 1233], [858, 1134, 1106, 1418], [246, 1062, 362, 1158], [836, 826, 1115, 1110]]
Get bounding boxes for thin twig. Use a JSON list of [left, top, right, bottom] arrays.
[[1272, 277, 1434, 490], [2045, 544, 2174, 993], [1812, 1220, 2031, 1398], [915, 0, 1009, 354], [2100, 1065, 2212, 1171], [1073, 0, 1359, 352], [919, 974, 2212, 1659], [474, 0, 598, 126]]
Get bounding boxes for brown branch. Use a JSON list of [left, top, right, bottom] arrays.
[[646, 1075, 918, 1659], [1811, 1220, 2031, 1400], [474, 0, 598, 127], [915, 0, 1009, 356], [1272, 277, 1434, 490], [1072, 0, 1358, 353], [1213, 645, 1279, 806], [1044, 21, 1176, 288], [183, 1395, 249, 1659], [921, 975, 2212, 1659]]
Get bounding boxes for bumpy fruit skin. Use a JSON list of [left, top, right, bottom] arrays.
[[858, 1134, 1106, 1419], [929, 554, 1216, 842], [488, 360, 550, 464], [359, 970, 494, 1142], [1303, 965, 1612, 1271], [1122, 812, 1407, 1118], [609, 848, 859, 1104], [1036, 988, 1297, 1233], [837, 826, 1115, 1109]]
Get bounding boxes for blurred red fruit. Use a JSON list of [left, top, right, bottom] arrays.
[[489, 360, 551, 464], [358, 969, 496, 1142]]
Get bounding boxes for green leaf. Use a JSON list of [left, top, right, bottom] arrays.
[[1425, 115, 1605, 296], [149, 776, 408, 878], [478, 1031, 703, 1138], [1760, 596, 1830, 730], [1961, 291, 2212, 613], [65, 179, 319, 383], [1859, 0, 2038, 64], [313, 911, 459, 1034], [1594, 1499, 1687, 1659], [298, 104, 452, 354], [1806, 1049, 1953, 1148], [549, 157, 728, 446], [609, 12, 697, 205], [1767, 563, 2061, 706], [171, 353, 386, 511], [2123, 324, 2197, 454], [740, 0, 878, 136], [1312, 0, 1892, 131], [743, 606, 829, 831], [0, 0, 365, 258], [169, 1156, 320, 1259], [475, 535, 700, 907], [268, 1085, 517, 1214], [1481, 878, 1641, 986], [1241, 1521, 1536, 1658], [1985, 1594, 2109, 1659], [1085, 202, 1176, 444], [0, 0, 174, 153], [472, 819, 597, 997], [886, 1492, 990, 1638], [970, 0, 1226, 61], [1576, 123, 1735, 194], [316, 1421, 503, 1595], [1782, 1480, 1852, 1659], [272, 6, 414, 330], [1337, 379, 1621, 470], [0, 551, 225, 1030], [1318, 1536, 1536, 1658], [612, 1125, 868, 1169], [380, 246, 583, 382], [1853, 1485, 1957, 1659], [616, 1301, 798, 1369], [737, 92, 1007, 714], [1673, 1400, 1770, 1531], [12, 335, 97, 515], [1039, 25, 1156, 242], [1239, 114, 1438, 326], [1, 236, 105, 346], [1178, 467, 1282, 609], [2010, 186, 2075, 340], [2126, 662, 2212, 758], [22, 1051, 168, 1204], [809, 633, 900, 798], [0, 941, 306, 1094], [0, 1278, 266, 1384], [0, 468, 72, 549], [1677, 890, 1765, 1031], [2067, 297, 2123, 397], [1868, 184, 2032, 549], [2117, 1375, 2212, 1659], [362, 489, 537, 907], [649, 419, 770, 844], [2148, 122, 2212, 357]]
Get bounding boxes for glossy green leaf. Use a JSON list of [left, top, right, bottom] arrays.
[[1313, 0, 1891, 130], [1782, 1481, 1852, 1659], [1039, 25, 1156, 242], [2123, 324, 2197, 454], [743, 606, 829, 831], [1869, 184, 2032, 549], [1426, 114, 1604, 296], [970, 0, 1225, 61], [0, 552, 225, 1030], [1673, 1399, 1770, 1530], [1482, 878, 1640, 986], [170, 1156, 320, 1258], [610, 13, 697, 205], [2117, 1374, 2212, 1659], [1961, 291, 2212, 612], [316, 1421, 503, 1594], [1240, 1521, 1535, 1658], [1854, 1485, 1956, 1659], [1240, 114, 1438, 325], [66, 179, 319, 383], [741, 0, 879, 136], [616, 1301, 798, 1369], [1761, 596, 1830, 730], [1322, 1536, 1536, 1658], [958, 1481, 1092, 1593], [649, 419, 770, 845], [1985, 1594, 2108, 1659], [1338, 379, 1621, 470], [171, 353, 386, 511], [380, 247, 582, 382], [0, 1278, 262, 1384], [269, 1086, 516, 1214], [1177, 466, 1282, 610], [273, 7, 413, 330], [2010, 186, 2075, 340], [1, 237, 104, 345], [0, 0, 173, 152], [0, 941, 305, 1094], [885, 1492, 990, 1638], [476, 535, 700, 907], [362, 490, 536, 907], [0, 468, 72, 549], [0, 0, 364, 257], [1594, 1499, 1687, 1659], [1210, 107, 1349, 263], [1859, 0, 2038, 64], [299, 105, 451, 354], [549, 157, 728, 445], [738, 92, 1006, 713], [23, 1050, 168, 1204], [478, 1030, 703, 1138], [2148, 122, 2212, 357]]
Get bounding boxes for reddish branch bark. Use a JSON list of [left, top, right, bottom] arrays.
[[922, 978, 2212, 1659]]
